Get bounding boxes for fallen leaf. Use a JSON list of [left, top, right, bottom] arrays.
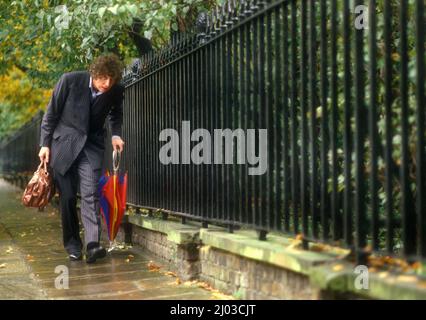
[[288, 237, 303, 250], [368, 255, 385, 268], [125, 259, 130, 263], [175, 278, 181, 285], [198, 282, 215, 291], [212, 292, 234, 300], [364, 245, 373, 253], [0, 263, 6, 269], [147, 261, 161, 272], [6, 246, 13, 254], [311, 243, 328, 252], [332, 264, 344, 272], [378, 271, 389, 278], [392, 53, 401, 62], [295, 234, 304, 241], [383, 256, 393, 264], [411, 262, 422, 270], [397, 275, 417, 283], [164, 271, 177, 277]]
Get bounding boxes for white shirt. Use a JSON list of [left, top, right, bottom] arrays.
[[89, 76, 104, 100]]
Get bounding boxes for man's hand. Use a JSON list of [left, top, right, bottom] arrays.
[[112, 136, 125, 153], [39, 147, 50, 163]]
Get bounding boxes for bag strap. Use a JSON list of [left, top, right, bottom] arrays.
[[37, 160, 48, 173]]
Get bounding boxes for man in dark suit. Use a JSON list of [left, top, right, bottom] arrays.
[[38, 53, 125, 263]]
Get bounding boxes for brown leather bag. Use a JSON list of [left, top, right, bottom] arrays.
[[22, 161, 56, 209]]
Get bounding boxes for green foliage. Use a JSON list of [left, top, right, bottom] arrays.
[[0, 0, 216, 86], [0, 0, 216, 138], [0, 67, 50, 139]]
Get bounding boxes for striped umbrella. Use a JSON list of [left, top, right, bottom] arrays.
[[98, 150, 127, 246]]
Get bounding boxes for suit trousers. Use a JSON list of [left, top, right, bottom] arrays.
[[53, 149, 102, 254]]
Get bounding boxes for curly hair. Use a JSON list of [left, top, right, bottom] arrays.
[[89, 53, 124, 83]]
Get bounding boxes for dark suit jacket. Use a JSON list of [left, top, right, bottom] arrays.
[[40, 71, 124, 176]]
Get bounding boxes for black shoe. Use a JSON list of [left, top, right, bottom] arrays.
[[86, 246, 107, 264], [69, 252, 83, 261]]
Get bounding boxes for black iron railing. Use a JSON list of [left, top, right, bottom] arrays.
[[0, 111, 43, 180], [120, 0, 426, 262], [1, 0, 426, 263]]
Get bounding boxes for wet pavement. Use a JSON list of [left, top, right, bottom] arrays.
[[0, 179, 226, 300]]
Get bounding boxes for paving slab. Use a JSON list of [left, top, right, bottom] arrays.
[[0, 179, 226, 300]]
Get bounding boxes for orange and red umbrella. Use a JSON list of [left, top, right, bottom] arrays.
[[98, 151, 127, 242]]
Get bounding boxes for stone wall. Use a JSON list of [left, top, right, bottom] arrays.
[[119, 221, 316, 299], [130, 224, 200, 281], [199, 245, 314, 300], [107, 216, 426, 300]]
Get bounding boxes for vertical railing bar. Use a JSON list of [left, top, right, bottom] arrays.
[[368, 0, 379, 252], [173, 57, 178, 213], [320, 0, 329, 241], [214, 34, 220, 222], [232, 23, 240, 229], [239, 22, 245, 226], [146, 74, 150, 207], [290, 0, 299, 235], [399, 0, 416, 258], [167, 49, 172, 210], [330, 0, 340, 241], [224, 30, 232, 229], [142, 77, 146, 206], [208, 35, 214, 223], [415, 0, 426, 259], [273, 5, 283, 232], [259, 12, 267, 230], [201, 44, 207, 223], [244, 19, 251, 225], [199, 45, 204, 220], [191, 48, 196, 217], [220, 33, 226, 223], [354, 0, 367, 263], [384, 0, 394, 254], [343, 0, 353, 247], [157, 67, 162, 210], [183, 50, 189, 214], [282, 3, 290, 232], [309, 0, 318, 239], [266, 9, 274, 230], [136, 82, 140, 206], [252, 16, 259, 229], [300, 0, 308, 239]]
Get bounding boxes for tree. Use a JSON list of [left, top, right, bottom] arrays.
[[0, 0, 216, 139], [0, 0, 216, 86], [0, 67, 51, 139]]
